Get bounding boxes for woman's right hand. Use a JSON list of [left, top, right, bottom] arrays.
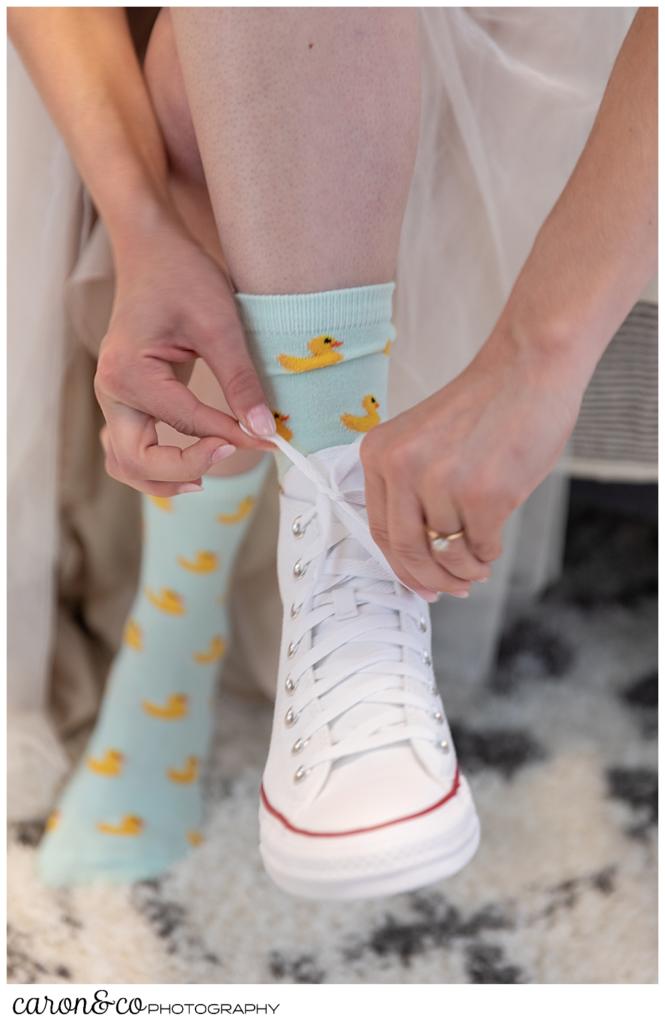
[[95, 208, 276, 496], [10, 9, 274, 496]]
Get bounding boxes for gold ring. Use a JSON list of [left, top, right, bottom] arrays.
[[426, 527, 465, 553]]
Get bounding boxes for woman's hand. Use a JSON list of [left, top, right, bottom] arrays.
[[10, 8, 276, 497], [360, 332, 583, 598], [362, 5, 656, 600], [95, 210, 275, 496]]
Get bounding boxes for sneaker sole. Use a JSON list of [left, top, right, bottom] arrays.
[[259, 774, 480, 901]]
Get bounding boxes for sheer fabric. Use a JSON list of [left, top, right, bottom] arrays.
[[394, 6, 635, 412]]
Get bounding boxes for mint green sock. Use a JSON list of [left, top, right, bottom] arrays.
[[38, 458, 269, 886], [235, 283, 395, 473]]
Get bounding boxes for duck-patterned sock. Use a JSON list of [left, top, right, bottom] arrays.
[[38, 457, 269, 886], [235, 283, 395, 474]]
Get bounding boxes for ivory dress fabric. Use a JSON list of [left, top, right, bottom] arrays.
[[7, 8, 655, 821]]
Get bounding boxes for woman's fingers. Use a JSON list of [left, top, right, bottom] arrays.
[[100, 426, 202, 497], [111, 369, 260, 448], [95, 349, 269, 467], [431, 536, 491, 583], [362, 434, 482, 598], [198, 305, 276, 438], [424, 504, 492, 583], [95, 355, 272, 488], [111, 404, 238, 481], [385, 483, 472, 597], [363, 462, 437, 600], [462, 502, 505, 565], [99, 402, 237, 491]]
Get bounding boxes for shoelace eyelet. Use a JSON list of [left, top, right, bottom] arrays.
[[293, 559, 308, 579], [422, 651, 432, 666], [291, 516, 306, 538], [432, 710, 443, 722], [284, 676, 296, 695], [418, 617, 427, 633], [294, 765, 310, 783], [284, 707, 299, 727], [439, 739, 450, 752], [291, 736, 308, 754], [287, 639, 300, 659], [290, 601, 302, 619]]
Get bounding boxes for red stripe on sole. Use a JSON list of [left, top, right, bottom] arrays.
[[260, 766, 461, 838]]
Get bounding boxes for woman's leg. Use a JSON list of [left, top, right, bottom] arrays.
[[172, 9, 420, 294], [38, 12, 271, 886], [171, 9, 420, 466], [167, 11, 470, 905]]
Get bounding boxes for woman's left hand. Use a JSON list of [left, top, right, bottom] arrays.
[[360, 331, 585, 599]]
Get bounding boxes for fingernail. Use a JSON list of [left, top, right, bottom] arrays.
[[247, 405, 276, 437], [451, 591, 470, 599], [178, 484, 203, 494], [478, 577, 489, 584], [210, 444, 237, 464]]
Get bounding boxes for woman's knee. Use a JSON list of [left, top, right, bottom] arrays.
[[143, 10, 205, 184]]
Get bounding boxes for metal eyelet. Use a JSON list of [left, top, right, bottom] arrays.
[[290, 601, 302, 619], [287, 639, 300, 659], [294, 765, 310, 783], [418, 617, 427, 633], [284, 676, 296, 694], [422, 651, 432, 666], [432, 710, 443, 722], [291, 737, 308, 754], [293, 559, 308, 579], [439, 739, 450, 752], [291, 517, 306, 538], [284, 707, 299, 727]]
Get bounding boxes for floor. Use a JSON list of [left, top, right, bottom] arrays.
[[7, 491, 657, 984]]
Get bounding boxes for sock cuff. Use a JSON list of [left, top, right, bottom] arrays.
[[234, 282, 395, 337]]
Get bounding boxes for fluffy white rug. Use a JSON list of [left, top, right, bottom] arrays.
[[7, 502, 657, 984]]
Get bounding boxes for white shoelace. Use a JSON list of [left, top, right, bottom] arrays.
[[271, 433, 447, 779]]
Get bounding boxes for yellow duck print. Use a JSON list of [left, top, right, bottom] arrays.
[[45, 810, 60, 833], [87, 749, 124, 777], [167, 756, 199, 784], [142, 693, 189, 720], [193, 634, 225, 665], [340, 394, 382, 433], [97, 814, 144, 837], [124, 619, 143, 651], [383, 338, 393, 356], [218, 496, 255, 525], [145, 587, 185, 615], [148, 495, 172, 512], [188, 830, 204, 847], [273, 411, 293, 442], [177, 550, 219, 574], [277, 335, 344, 373]]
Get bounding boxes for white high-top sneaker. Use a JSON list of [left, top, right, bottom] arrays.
[[259, 436, 480, 900]]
